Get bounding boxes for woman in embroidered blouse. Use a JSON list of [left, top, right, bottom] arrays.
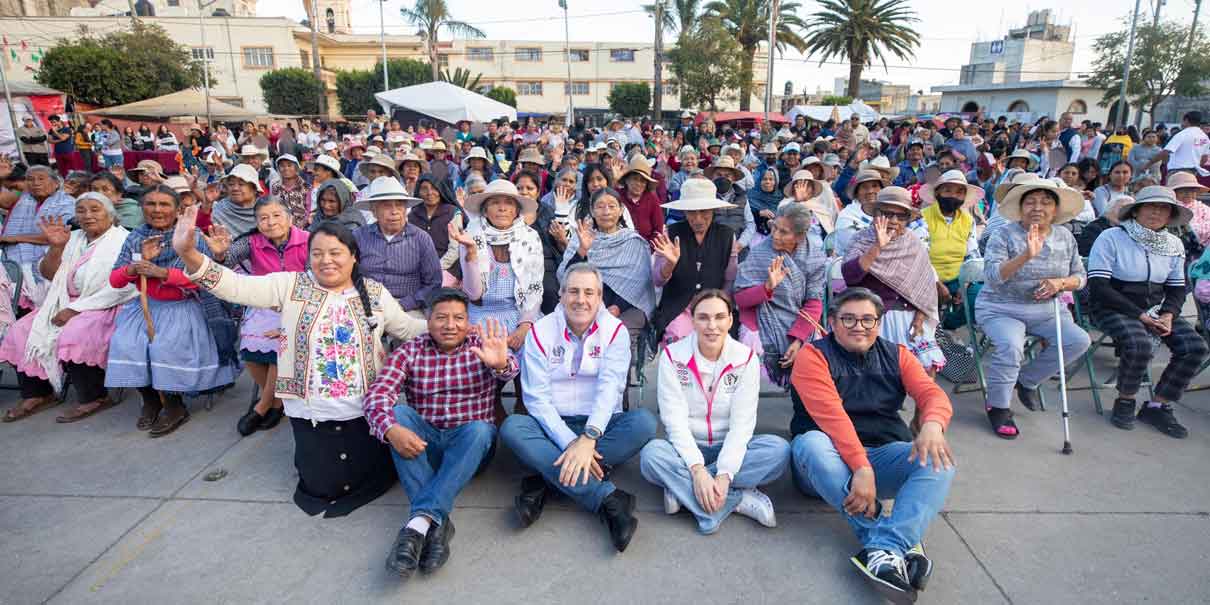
[[173, 207, 426, 518], [104, 186, 239, 437], [0, 193, 136, 423]]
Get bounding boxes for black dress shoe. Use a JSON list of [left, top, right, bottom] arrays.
[[515, 475, 548, 529], [598, 488, 638, 553], [419, 517, 455, 574], [260, 406, 284, 431], [1016, 382, 1041, 411], [236, 401, 265, 437], [385, 527, 426, 578]]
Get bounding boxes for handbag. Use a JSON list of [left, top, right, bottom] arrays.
[[936, 327, 977, 384]]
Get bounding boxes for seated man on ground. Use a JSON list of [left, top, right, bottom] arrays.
[[789, 287, 956, 604]]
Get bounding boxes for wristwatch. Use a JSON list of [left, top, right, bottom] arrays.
[[583, 426, 603, 441]]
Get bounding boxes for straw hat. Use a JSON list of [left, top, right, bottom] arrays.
[[677, 145, 699, 160], [873, 186, 921, 220], [997, 174, 1085, 224], [782, 169, 823, 199], [354, 176, 423, 211], [127, 159, 165, 180], [1117, 186, 1193, 226], [516, 147, 545, 166], [239, 144, 268, 160], [661, 177, 737, 211], [760, 142, 779, 155], [395, 152, 429, 172], [1005, 149, 1039, 172], [224, 164, 264, 194], [310, 154, 341, 175], [162, 175, 191, 194], [1166, 171, 1209, 194], [464, 178, 538, 216], [919, 169, 985, 207], [993, 169, 1031, 203], [358, 154, 401, 179], [858, 156, 900, 182], [430, 139, 448, 152], [703, 156, 742, 181], [621, 154, 658, 183], [845, 169, 888, 201], [463, 146, 490, 163]]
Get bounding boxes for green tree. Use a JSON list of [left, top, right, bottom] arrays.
[[802, 0, 921, 100], [1086, 19, 1210, 127], [821, 95, 852, 105], [400, 0, 486, 82], [334, 58, 431, 118], [259, 68, 323, 116], [378, 57, 432, 91], [36, 22, 204, 106], [608, 82, 652, 117], [704, 0, 807, 111], [440, 67, 483, 92], [643, 0, 703, 36], [484, 86, 517, 108], [667, 18, 744, 111]]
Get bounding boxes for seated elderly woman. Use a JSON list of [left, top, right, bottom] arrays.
[[1168, 172, 1210, 249], [835, 168, 929, 258], [1089, 186, 1208, 439], [615, 155, 667, 242], [842, 187, 946, 374], [976, 175, 1091, 440], [309, 180, 364, 232], [0, 193, 136, 422], [409, 174, 465, 285], [744, 165, 782, 245], [0, 166, 77, 309], [559, 187, 656, 361], [777, 170, 830, 253], [105, 186, 239, 437], [919, 170, 984, 327], [211, 164, 264, 236], [651, 178, 740, 343], [172, 206, 426, 517], [734, 203, 828, 386]]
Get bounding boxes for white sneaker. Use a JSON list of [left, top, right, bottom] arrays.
[[734, 488, 776, 527], [663, 488, 681, 515]]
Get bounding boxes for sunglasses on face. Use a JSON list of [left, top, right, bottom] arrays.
[[877, 209, 911, 221]]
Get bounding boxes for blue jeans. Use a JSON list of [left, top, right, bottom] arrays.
[[640, 434, 790, 534], [390, 404, 497, 527], [500, 409, 657, 513], [101, 153, 123, 169], [791, 431, 955, 556]]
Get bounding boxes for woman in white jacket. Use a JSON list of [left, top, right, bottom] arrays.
[[640, 289, 791, 534]]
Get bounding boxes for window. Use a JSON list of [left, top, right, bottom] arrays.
[[438, 54, 449, 68], [216, 97, 244, 108], [516, 47, 542, 62], [610, 48, 635, 62], [468, 47, 494, 61], [191, 47, 214, 62], [663, 83, 678, 96], [242, 46, 275, 69], [1067, 100, 1088, 114], [567, 49, 589, 62], [300, 51, 309, 69], [564, 81, 590, 96], [518, 82, 543, 96], [1006, 99, 1030, 113]]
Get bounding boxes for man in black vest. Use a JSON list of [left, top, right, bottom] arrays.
[[789, 288, 955, 604]]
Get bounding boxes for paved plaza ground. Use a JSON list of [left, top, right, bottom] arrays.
[[2, 339, 1210, 605]]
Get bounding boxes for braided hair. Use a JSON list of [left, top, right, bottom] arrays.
[[308, 222, 375, 323]]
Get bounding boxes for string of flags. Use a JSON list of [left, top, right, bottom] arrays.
[[2, 36, 46, 72]]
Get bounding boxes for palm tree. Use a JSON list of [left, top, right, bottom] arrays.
[[440, 67, 483, 92], [643, 0, 704, 37], [399, 0, 486, 82], [802, 0, 921, 99], [704, 0, 807, 111]]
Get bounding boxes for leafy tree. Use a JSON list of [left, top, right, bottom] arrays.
[[334, 58, 431, 118], [259, 68, 323, 116], [484, 86, 517, 108], [704, 0, 807, 111], [821, 95, 853, 105], [608, 82, 652, 117], [1086, 19, 1210, 127], [667, 18, 744, 111], [377, 58, 432, 91], [400, 0, 486, 82], [36, 22, 204, 106], [803, 0, 921, 100], [440, 67, 483, 92]]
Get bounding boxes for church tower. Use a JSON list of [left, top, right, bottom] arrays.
[[302, 0, 351, 35]]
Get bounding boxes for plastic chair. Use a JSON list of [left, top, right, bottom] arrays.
[[630, 322, 658, 408], [821, 256, 846, 314]]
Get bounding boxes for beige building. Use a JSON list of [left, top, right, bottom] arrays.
[[1, 0, 257, 17]]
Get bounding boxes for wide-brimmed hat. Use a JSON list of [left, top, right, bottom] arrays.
[[162, 175, 191, 194], [760, 142, 778, 155], [621, 154, 658, 183], [275, 153, 300, 169], [224, 163, 264, 194], [845, 169, 888, 201], [358, 154, 401, 179], [127, 159, 165, 179], [858, 156, 900, 182], [919, 170, 984, 207], [239, 144, 268, 159], [429, 139, 448, 152], [353, 176, 422, 211], [310, 154, 342, 175], [661, 177, 736, 212], [680, 110, 693, 119], [516, 147, 545, 166], [1117, 186, 1194, 226], [873, 186, 921, 220], [1166, 171, 1210, 194], [822, 153, 841, 167], [782, 169, 823, 199], [703, 156, 742, 181], [395, 152, 429, 172], [997, 174, 1085, 224], [1005, 149, 1039, 171], [993, 169, 1031, 203], [464, 178, 539, 216], [463, 146, 490, 164]]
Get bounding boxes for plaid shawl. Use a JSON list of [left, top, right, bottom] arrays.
[[844, 225, 939, 326]]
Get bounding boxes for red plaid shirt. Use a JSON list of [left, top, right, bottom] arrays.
[[364, 332, 519, 441]]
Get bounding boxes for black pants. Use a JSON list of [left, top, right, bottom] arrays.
[[24, 152, 49, 166], [17, 363, 107, 402]]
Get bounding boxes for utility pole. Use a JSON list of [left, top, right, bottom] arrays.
[[380, 0, 390, 91], [1152, 0, 1165, 27], [1186, 0, 1204, 60], [1119, 0, 1142, 128], [198, 0, 214, 128], [652, 0, 664, 124], [562, 0, 574, 126], [309, 0, 326, 118], [0, 50, 28, 165], [764, 0, 779, 123]]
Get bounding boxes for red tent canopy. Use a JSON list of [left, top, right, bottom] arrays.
[[694, 111, 789, 126]]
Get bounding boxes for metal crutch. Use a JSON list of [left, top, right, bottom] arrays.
[[1054, 297, 1074, 455]]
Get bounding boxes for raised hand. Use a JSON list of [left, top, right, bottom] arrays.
[[37, 215, 71, 248], [1025, 223, 1044, 259], [455, 186, 467, 206], [651, 232, 681, 265], [873, 214, 893, 249], [554, 183, 573, 206], [447, 221, 475, 248], [765, 256, 789, 291], [575, 218, 595, 257], [140, 234, 163, 262], [469, 318, 510, 371], [202, 224, 232, 259], [548, 221, 569, 248], [172, 204, 199, 258]]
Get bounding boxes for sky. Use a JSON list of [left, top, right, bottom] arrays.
[[257, 0, 1205, 95]]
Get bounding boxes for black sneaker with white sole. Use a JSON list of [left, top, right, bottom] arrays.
[[1137, 402, 1188, 439], [905, 543, 932, 592], [850, 548, 917, 604]]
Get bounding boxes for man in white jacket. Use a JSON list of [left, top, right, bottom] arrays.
[[640, 289, 790, 534]]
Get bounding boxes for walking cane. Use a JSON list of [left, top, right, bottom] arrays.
[[1053, 297, 1073, 455], [132, 252, 156, 343]]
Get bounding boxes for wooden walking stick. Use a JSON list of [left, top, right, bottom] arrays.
[[137, 237, 161, 343]]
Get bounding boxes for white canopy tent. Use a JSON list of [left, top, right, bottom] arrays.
[[374, 81, 517, 125], [785, 100, 882, 124]]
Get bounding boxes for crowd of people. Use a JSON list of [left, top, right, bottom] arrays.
[[0, 105, 1208, 603]]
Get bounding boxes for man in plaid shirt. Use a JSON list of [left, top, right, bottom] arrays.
[[364, 289, 518, 580]]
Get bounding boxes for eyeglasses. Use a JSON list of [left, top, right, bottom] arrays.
[[877, 209, 911, 221], [837, 315, 879, 329]]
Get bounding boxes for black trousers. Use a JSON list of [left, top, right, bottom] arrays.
[[18, 363, 107, 402]]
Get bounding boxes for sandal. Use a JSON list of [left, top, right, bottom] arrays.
[[149, 407, 190, 438], [986, 406, 1019, 440], [56, 398, 119, 423], [136, 401, 162, 431], [2, 396, 59, 422]]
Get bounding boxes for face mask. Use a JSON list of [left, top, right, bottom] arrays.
[[937, 195, 964, 213]]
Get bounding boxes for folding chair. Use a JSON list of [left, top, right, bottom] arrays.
[[821, 256, 845, 314], [629, 322, 658, 408], [1071, 293, 1154, 415]]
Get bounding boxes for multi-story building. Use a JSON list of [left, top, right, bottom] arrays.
[[832, 78, 911, 114], [0, 0, 258, 17]]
